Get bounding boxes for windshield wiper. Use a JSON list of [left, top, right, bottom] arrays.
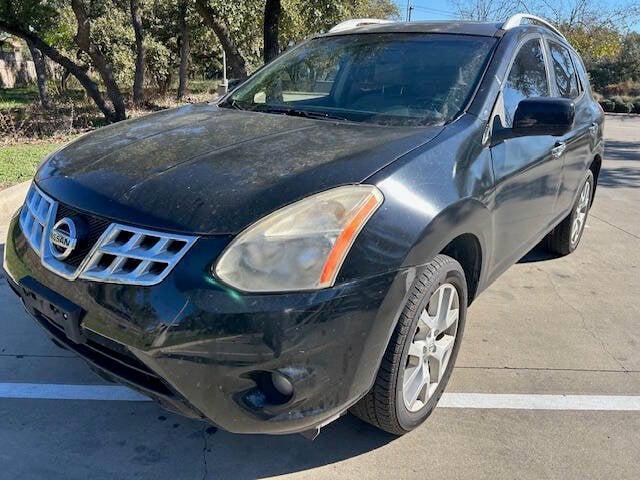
[[257, 106, 347, 121]]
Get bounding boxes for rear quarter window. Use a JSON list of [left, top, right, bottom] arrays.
[[571, 51, 591, 94]]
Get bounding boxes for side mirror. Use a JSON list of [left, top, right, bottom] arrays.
[[512, 97, 575, 137]]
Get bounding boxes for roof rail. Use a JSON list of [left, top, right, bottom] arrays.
[[502, 14, 566, 40], [329, 18, 392, 33]]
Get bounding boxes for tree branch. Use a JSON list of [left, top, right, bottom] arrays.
[[194, 0, 248, 79], [71, 0, 126, 120], [0, 19, 116, 122]]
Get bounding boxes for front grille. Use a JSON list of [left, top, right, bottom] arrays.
[[19, 185, 55, 255], [79, 224, 197, 286], [19, 184, 198, 286], [54, 204, 111, 268]]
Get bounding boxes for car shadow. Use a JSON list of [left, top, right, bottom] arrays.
[[517, 241, 557, 264], [199, 413, 397, 479]]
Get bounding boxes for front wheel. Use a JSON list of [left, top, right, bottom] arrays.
[[545, 170, 594, 256], [350, 254, 467, 435]]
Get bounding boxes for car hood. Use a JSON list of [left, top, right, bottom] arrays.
[[36, 104, 442, 235]]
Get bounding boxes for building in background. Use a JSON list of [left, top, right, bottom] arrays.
[[0, 36, 36, 88]]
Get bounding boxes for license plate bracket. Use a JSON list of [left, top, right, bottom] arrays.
[[18, 277, 86, 344]]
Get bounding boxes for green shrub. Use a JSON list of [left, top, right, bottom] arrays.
[[599, 99, 615, 112], [620, 102, 634, 113], [611, 96, 634, 113], [603, 80, 640, 97]]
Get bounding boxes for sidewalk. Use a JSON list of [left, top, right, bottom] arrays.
[[0, 180, 29, 236]]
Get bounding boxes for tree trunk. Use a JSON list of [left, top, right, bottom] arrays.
[[60, 69, 71, 92], [26, 40, 52, 109], [0, 21, 117, 122], [71, 0, 127, 121], [130, 0, 145, 106], [177, 0, 190, 99], [194, 0, 248, 79], [159, 71, 173, 95], [263, 0, 281, 63]]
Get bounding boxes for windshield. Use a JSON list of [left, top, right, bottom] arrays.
[[221, 33, 495, 126]]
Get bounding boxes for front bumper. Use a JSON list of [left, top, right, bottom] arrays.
[[4, 212, 414, 434]]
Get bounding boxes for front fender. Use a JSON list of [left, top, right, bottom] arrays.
[[339, 115, 494, 290], [403, 198, 493, 292]]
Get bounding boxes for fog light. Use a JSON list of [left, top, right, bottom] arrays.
[[271, 372, 293, 397], [245, 370, 294, 408]]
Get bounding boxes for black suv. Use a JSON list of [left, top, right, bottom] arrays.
[[4, 16, 604, 436]]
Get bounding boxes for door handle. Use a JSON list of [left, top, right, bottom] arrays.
[[551, 142, 567, 159], [589, 122, 599, 137]]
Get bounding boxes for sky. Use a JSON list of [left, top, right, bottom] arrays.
[[392, 1, 640, 31], [393, 0, 460, 22]]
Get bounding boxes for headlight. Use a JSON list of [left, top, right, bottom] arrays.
[[215, 185, 384, 292]]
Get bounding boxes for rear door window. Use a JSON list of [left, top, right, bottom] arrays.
[[548, 41, 580, 99]]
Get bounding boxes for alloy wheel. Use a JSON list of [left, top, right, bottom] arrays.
[[571, 180, 591, 245], [402, 283, 459, 413]]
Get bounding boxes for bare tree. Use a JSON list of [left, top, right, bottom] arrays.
[[194, 0, 248, 79], [451, 0, 640, 29], [450, 0, 528, 21], [130, 0, 145, 106], [264, 0, 281, 63], [532, 0, 640, 30], [177, 0, 190, 99]]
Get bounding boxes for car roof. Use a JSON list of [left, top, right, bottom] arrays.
[[322, 21, 505, 38]]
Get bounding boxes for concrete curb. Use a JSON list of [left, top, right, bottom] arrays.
[[604, 112, 640, 118], [0, 180, 30, 226]]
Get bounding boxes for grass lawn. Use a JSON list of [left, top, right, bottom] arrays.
[[189, 79, 219, 94], [0, 142, 67, 189], [0, 83, 219, 190], [0, 87, 40, 110]]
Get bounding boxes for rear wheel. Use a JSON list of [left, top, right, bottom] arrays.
[[350, 254, 467, 435], [545, 170, 594, 256]]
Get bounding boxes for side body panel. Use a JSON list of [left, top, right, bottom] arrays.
[[487, 33, 562, 273], [489, 133, 560, 272]]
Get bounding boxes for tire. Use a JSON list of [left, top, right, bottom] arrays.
[[350, 254, 467, 435], [545, 170, 594, 256]]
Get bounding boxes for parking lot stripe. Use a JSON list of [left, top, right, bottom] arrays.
[[439, 393, 640, 411], [0, 383, 149, 401], [2, 383, 640, 410]]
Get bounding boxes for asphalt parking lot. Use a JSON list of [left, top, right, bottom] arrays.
[[1, 114, 639, 479]]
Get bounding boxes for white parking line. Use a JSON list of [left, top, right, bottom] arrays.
[[0, 383, 149, 401], [2, 383, 640, 410], [439, 393, 640, 411]]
